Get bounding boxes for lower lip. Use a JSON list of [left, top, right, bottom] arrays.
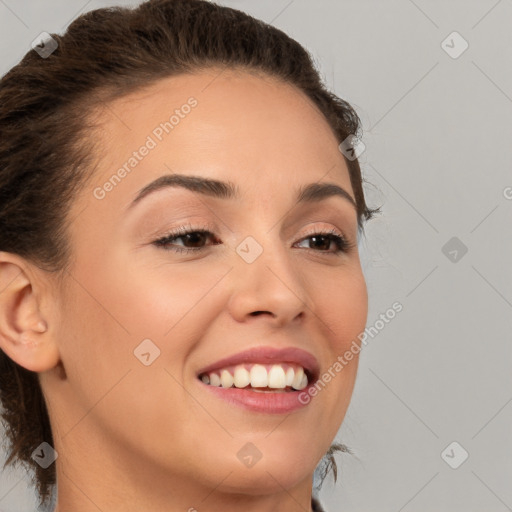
[[198, 379, 315, 414]]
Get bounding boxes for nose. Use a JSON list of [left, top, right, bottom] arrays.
[[226, 238, 313, 328]]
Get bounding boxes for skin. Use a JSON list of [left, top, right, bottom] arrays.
[[0, 68, 368, 512]]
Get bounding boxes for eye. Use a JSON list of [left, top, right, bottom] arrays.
[[294, 228, 353, 254], [153, 224, 354, 255], [153, 223, 218, 254]]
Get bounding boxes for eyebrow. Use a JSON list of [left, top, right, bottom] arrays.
[[126, 173, 357, 212]]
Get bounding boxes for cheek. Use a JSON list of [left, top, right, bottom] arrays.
[[306, 266, 367, 421], [72, 243, 224, 341], [313, 264, 368, 350], [53, 258, 207, 456]]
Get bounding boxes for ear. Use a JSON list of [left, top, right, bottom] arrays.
[[0, 251, 60, 373]]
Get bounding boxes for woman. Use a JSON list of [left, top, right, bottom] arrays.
[[0, 0, 378, 510]]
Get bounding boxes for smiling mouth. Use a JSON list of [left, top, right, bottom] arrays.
[[197, 362, 314, 392]]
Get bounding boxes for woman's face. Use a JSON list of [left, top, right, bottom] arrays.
[[41, 68, 368, 505]]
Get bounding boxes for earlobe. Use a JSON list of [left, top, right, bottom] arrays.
[[9, 324, 61, 373], [0, 252, 60, 373]]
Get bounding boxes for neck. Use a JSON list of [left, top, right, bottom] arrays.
[[52, 482, 315, 512], [50, 449, 315, 512]]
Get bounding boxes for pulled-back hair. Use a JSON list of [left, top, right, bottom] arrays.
[[0, 0, 378, 507]]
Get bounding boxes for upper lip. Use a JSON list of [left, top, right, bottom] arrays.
[[196, 345, 320, 382]]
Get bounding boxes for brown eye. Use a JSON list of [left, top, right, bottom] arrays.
[[154, 229, 217, 252], [295, 229, 351, 255]]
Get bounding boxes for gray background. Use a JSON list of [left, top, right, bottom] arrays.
[[1, 0, 511, 511]]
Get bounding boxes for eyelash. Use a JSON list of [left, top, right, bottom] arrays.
[[153, 223, 355, 256]]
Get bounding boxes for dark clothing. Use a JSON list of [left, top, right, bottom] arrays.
[[311, 496, 326, 512]]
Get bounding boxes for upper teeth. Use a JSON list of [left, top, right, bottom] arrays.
[[200, 363, 309, 391]]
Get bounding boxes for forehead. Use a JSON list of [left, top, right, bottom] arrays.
[[74, 68, 353, 222], [92, 67, 343, 170]]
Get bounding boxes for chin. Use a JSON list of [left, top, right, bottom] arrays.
[[202, 444, 317, 496], [220, 461, 313, 496]]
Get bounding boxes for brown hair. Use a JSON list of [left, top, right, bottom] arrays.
[[0, 0, 379, 507]]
